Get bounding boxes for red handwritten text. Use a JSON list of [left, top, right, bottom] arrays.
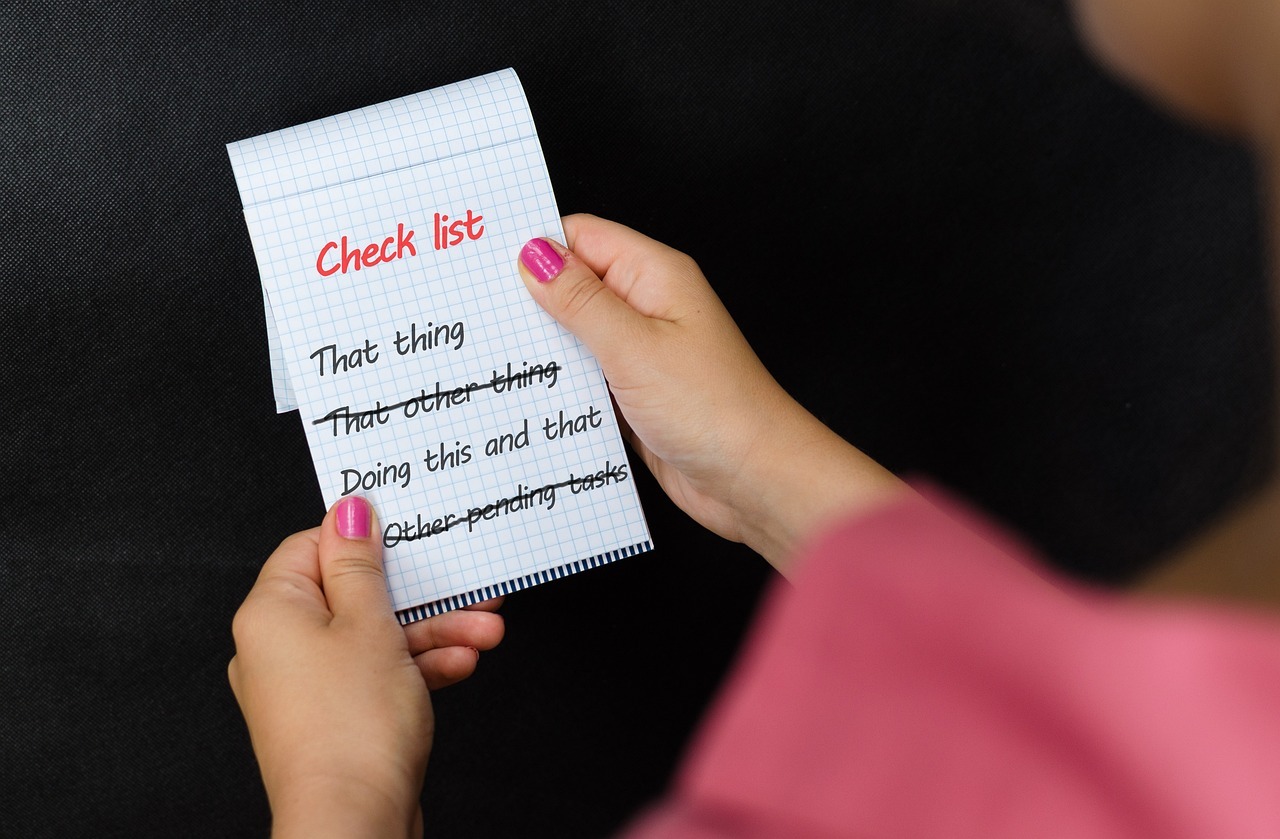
[[434, 210, 485, 250], [316, 223, 417, 276]]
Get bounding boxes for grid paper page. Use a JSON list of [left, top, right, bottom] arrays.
[[227, 69, 652, 623]]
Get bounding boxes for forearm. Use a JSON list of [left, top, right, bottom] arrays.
[[270, 777, 418, 839], [731, 391, 909, 576]]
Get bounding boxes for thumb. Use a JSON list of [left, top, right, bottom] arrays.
[[517, 237, 647, 368], [318, 495, 395, 621]]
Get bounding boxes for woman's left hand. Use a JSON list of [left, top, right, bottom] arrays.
[[228, 496, 505, 838]]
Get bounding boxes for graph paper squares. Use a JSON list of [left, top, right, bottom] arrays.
[[228, 69, 651, 623]]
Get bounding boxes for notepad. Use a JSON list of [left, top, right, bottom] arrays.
[[227, 69, 652, 623]]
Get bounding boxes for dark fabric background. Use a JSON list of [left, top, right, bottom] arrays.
[[1, 1, 1273, 836]]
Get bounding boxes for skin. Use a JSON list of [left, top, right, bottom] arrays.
[[230, 1, 1280, 832], [516, 219, 908, 574], [230, 214, 908, 836], [228, 503, 504, 838]]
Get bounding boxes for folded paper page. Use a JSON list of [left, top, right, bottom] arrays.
[[227, 69, 651, 623]]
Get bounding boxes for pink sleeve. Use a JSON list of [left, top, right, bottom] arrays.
[[623, 484, 1280, 839]]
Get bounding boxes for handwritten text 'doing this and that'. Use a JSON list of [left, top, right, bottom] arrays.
[[314, 210, 485, 276], [338, 404, 607, 495]]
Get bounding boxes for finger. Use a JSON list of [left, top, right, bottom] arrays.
[[562, 213, 712, 319], [253, 528, 322, 587], [414, 646, 481, 690], [316, 495, 395, 621], [403, 609, 505, 656], [517, 235, 652, 371], [562, 213, 674, 277], [462, 595, 504, 612], [238, 529, 329, 624]]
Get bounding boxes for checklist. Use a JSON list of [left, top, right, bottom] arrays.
[[228, 69, 651, 623]]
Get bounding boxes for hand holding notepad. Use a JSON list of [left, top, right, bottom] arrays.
[[227, 69, 651, 624]]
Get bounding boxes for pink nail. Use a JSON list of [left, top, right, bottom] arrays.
[[519, 238, 564, 282], [335, 496, 371, 539]]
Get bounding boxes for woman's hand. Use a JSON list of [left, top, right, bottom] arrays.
[[518, 215, 907, 574], [228, 496, 504, 838]]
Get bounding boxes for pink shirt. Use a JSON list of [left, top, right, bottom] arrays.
[[625, 485, 1280, 838]]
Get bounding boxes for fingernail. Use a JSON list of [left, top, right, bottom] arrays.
[[468, 646, 480, 661], [519, 238, 564, 283], [335, 496, 372, 539]]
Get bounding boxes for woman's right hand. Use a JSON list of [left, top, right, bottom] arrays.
[[517, 214, 907, 575]]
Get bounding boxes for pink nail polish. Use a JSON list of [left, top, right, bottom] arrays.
[[519, 238, 564, 282], [335, 496, 371, 539]]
